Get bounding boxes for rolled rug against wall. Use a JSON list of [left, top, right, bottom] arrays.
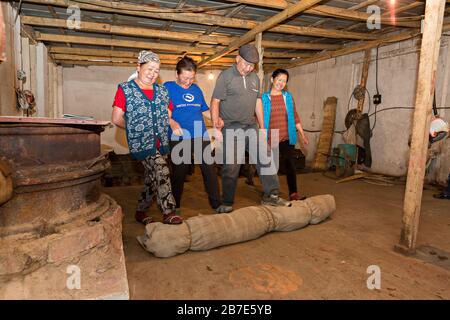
[[137, 195, 336, 258]]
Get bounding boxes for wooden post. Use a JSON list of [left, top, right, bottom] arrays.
[[57, 65, 63, 117], [21, 37, 31, 91], [396, 0, 446, 254], [357, 49, 371, 113], [255, 33, 264, 90], [0, 4, 5, 62], [47, 60, 54, 118]]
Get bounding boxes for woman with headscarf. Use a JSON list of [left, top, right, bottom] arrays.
[[111, 50, 182, 225], [262, 68, 309, 201]]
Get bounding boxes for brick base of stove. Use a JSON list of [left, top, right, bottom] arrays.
[[0, 195, 129, 299]]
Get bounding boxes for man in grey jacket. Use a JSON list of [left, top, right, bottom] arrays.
[[210, 44, 291, 213]]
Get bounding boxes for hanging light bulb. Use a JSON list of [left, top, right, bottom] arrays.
[[389, 0, 396, 25], [208, 71, 214, 80]]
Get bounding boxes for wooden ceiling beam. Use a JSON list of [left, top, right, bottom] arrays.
[[36, 33, 218, 54], [263, 51, 314, 58], [20, 0, 377, 40], [22, 16, 232, 45], [198, 0, 325, 67], [226, 0, 420, 27], [345, 2, 425, 32], [48, 46, 314, 60], [262, 39, 339, 50], [47, 5, 70, 47], [25, 17, 339, 50], [55, 59, 230, 69], [283, 28, 424, 69], [51, 53, 236, 64], [310, 0, 378, 28], [48, 49, 296, 65]]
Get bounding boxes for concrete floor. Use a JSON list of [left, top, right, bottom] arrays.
[[103, 172, 450, 299]]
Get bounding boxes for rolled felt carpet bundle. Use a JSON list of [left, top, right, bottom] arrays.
[[137, 194, 336, 258]]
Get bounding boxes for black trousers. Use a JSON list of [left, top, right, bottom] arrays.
[[170, 138, 221, 209], [278, 140, 298, 195]]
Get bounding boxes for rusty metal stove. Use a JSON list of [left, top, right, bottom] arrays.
[[0, 117, 129, 299]]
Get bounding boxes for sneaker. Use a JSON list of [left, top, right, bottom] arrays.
[[163, 212, 183, 225], [215, 205, 233, 214], [135, 211, 154, 225], [289, 192, 307, 201], [261, 194, 292, 207], [433, 192, 450, 200]]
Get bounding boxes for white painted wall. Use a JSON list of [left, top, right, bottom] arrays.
[[62, 38, 450, 185], [0, 3, 58, 118], [62, 65, 222, 154], [285, 37, 450, 185]]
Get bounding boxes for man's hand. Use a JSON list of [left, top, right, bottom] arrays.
[[170, 119, 183, 136], [215, 117, 225, 130]]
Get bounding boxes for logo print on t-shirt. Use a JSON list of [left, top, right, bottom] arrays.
[[183, 93, 195, 103]]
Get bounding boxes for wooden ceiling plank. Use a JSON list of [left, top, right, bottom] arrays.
[[24, 16, 340, 50], [198, 0, 324, 67], [21, 0, 377, 40], [47, 4, 70, 47], [36, 33, 218, 54], [225, 0, 420, 27]]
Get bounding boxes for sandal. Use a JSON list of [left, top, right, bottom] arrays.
[[163, 212, 183, 225], [135, 211, 154, 225]]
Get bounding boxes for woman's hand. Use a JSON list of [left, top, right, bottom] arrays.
[[211, 127, 223, 143], [170, 119, 183, 136]]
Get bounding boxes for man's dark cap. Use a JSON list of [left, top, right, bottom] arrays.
[[239, 44, 259, 64]]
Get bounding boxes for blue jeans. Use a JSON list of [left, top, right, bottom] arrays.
[[218, 122, 280, 206]]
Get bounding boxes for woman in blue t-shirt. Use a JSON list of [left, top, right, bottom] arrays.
[[164, 57, 222, 211]]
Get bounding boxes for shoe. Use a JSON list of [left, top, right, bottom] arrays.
[[433, 192, 450, 200], [289, 192, 307, 201], [261, 194, 292, 207], [163, 212, 183, 225], [135, 211, 154, 225], [215, 205, 233, 214]]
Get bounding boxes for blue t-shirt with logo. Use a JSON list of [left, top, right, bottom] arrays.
[[163, 81, 209, 140]]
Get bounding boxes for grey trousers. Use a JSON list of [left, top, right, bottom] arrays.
[[218, 123, 280, 206]]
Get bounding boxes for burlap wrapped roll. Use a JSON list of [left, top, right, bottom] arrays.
[[305, 194, 336, 224], [188, 206, 274, 251], [270, 201, 312, 232], [138, 223, 191, 258], [137, 194, 336, 258]]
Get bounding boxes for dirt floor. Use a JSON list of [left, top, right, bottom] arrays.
[[103, 172, 450, 300]]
